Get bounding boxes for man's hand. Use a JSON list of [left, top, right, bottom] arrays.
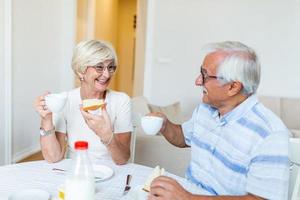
[[148, 176, 191, 200], [147, 112, 168, 133]]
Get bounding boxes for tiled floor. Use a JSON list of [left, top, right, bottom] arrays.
[[17, 151, 44, 163]]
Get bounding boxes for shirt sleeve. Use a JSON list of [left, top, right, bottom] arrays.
[[113, 94, 133, 134], [52, 111, 67, 134], [246, 131, 290, 200], [182, 106, 199, 146]]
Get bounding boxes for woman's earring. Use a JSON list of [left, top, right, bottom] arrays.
[[80, 77, 84, 81]]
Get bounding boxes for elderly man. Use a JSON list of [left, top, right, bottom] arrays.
[[149, 41, 290, 200]]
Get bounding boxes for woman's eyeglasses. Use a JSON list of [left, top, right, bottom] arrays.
[[90, 64, 117, 74]]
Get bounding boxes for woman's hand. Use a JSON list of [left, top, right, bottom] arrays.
[[34, 91, 53, 121], [34, 91, 55, 132], [80, 106, 113, 142], [148, 176, 192, 200]]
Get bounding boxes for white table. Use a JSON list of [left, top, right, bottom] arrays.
[[0, 159, 206, 199]]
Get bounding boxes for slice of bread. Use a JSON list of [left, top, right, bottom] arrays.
[[82, 99, 105, 111], [143, 166, 165, 192]]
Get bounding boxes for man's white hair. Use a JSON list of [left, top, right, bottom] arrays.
[[205, 41, 260, 95], [71, 40, 118, 75]]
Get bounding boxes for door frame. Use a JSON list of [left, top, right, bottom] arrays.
[[3, 0, 12, 165], [133, 0, 152, 97]]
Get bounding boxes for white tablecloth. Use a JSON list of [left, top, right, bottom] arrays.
[[0, 159, 206, 199]]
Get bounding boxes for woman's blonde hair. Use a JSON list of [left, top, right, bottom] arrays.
[[71, 40, 118, 75]]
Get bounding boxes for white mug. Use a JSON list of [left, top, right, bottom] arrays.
[[45, 92, 67, 113], [141, 116, 163, 135]]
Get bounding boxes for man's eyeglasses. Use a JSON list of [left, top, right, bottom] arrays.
[[200, 67, 221, 84], [89, 64, 117, 74]]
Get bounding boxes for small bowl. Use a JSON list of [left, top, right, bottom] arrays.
[[141, 116, 163, 135]]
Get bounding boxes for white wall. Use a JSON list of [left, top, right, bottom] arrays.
[[11, 0, 75, 162], [0, 0, 5, 165], [144, 0, 300, 118]]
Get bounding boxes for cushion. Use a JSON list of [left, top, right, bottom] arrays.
[[259, 96, 281, 117], [131, 96, 151, 132], [291, 129, 300, 138], [148, 102, 183, 124], [281, 98, 300, 129], [131, 96, 150, 116], [134, 134, 191, 176]]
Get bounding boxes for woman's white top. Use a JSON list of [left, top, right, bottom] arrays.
[[53, 87, 133, 161]]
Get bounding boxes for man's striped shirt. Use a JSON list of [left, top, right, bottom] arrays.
[[182, 95, 290, 200]]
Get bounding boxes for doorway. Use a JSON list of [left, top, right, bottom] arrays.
[[76, 0, 137, 97]]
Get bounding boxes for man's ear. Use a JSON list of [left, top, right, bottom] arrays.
[[227, 81, 243, 96]]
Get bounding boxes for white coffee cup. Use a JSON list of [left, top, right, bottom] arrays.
[[141, 116, 163, 135], [45, 92, 67, 113]]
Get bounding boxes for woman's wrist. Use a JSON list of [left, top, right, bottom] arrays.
[[41, 112, 52, 120], [101, 131, 114, 146], [41, 120, 54, 131]]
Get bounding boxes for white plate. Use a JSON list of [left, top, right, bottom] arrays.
[[93, 164, 114, 181], [125, 185, 148, 200], [9, 189, 50, 200]]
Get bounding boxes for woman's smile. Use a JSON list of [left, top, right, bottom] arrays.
[[95, 77, 109, 85], [94, 76, 110, 90]]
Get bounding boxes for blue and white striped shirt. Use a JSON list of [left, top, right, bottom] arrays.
[[182, 95, 290, 200]]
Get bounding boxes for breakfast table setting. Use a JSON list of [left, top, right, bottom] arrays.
[[0, 158, 208, 200], [0, 93, 210, 199]]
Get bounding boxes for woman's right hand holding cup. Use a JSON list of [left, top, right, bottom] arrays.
[[34, 92, 52, 120]]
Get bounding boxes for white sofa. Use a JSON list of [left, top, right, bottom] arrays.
[[132, 96, 300, 177], [259, 96, 300, 138]]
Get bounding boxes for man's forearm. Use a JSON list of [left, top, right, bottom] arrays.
[[161, 120, 187, 148]]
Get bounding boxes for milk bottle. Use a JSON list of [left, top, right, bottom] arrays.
[[65, 141, 95, 200]]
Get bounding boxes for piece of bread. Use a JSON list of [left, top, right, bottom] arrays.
[[82, 99, 105, 111], [143, 166, 165, 192]]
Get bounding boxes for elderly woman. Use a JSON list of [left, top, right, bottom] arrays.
[[34, 40, 132, 165]]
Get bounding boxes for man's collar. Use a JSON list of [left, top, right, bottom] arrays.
[[208, 94, 259, 125]]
